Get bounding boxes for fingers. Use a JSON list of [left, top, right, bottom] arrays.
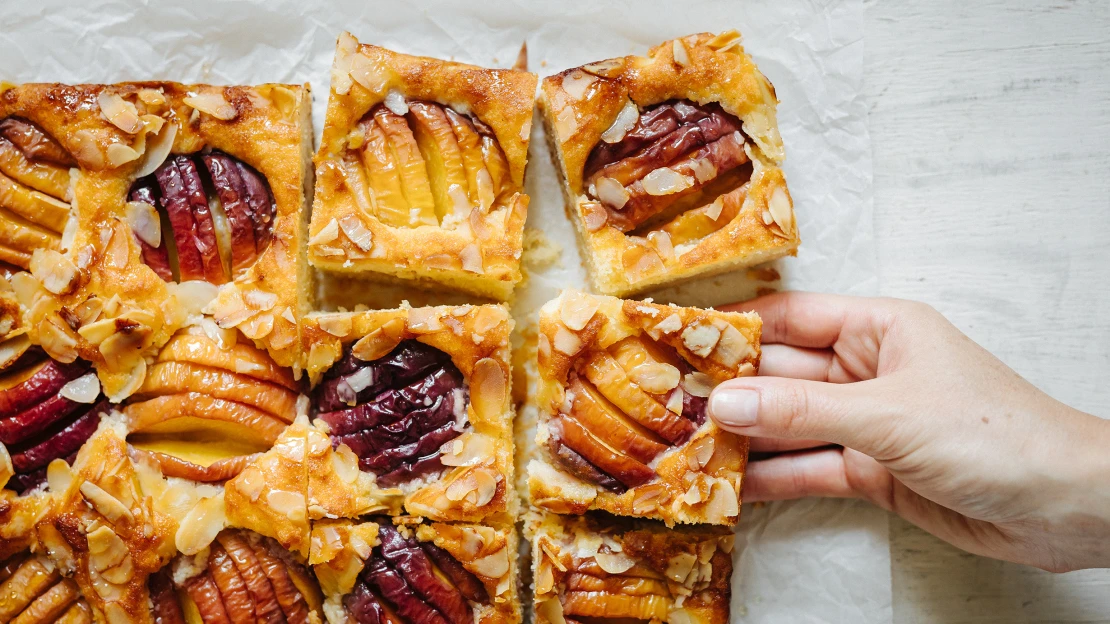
[[709, 375, 902, 460], [741, 447, 888, 502], [748, 437, 830, 452], [720, 291, 861, 347], [742, 448, 857, 502], [758, 344, 834, 381]]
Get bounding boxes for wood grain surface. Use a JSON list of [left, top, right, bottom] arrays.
[[864, 1, 1110, 621]]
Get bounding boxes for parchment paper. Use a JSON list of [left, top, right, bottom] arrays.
[[1, 0, 889, 620]]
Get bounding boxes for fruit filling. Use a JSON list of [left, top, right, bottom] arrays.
[[0, 553, 91, 622], [155, 530, 323, 624], [344, 522, 484, 624], [583, 100, 752, 239], [0, 351, 107, 493], [0, 118, 75, 270], [123, 327, 300, 482], [343, 102, 511, 228], [127, 151, 275, 284], [549, 335, 707, 492], [314, 340, 468, 488]]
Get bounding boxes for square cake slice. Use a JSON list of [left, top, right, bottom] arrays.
[[529, 512, 734, 624], [301, 304, 516, 525], [311, 517, 521, 624], [309, 32, 537, 301], [528, 290, 758, 525], [0, 81, 314, 404], [540, 31, 798, 296]]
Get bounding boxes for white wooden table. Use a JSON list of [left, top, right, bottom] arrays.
[[864, 0, 1110, 621]]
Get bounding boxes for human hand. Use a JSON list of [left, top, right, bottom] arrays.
[[708, 292, 1110, 572]]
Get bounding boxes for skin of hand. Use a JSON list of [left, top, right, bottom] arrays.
[[708, 292, 1110, 572]]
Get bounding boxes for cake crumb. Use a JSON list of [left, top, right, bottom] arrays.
[[522, 228, 562, 271]]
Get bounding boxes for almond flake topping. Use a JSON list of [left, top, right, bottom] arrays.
[[183, 91, 237, 121], [561, 70, 596, 101], [98, 92, 142, 134], [601, 99, 639, 144], [672, 39, 691, 67]]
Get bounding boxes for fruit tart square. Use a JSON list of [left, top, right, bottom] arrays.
[[529, 512, 734, 624], [0, 80, 313, 406], [301, 304, 516, 525], [310, 517, 521, 624], [527, 290, 758, 525], [539, 31, 798, 297], [308, 32, 537, 301]]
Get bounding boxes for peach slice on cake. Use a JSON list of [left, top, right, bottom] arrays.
[[124, 330, 301, 481]]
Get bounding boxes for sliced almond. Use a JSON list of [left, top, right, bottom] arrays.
[[629, 361, 680, 394], [561, 70, 596, 101], [175, 491, 226, 555], [459, 244, 484, 274], [641, 167, 694, 196], [124, 201, 161, 248], [60, 373, 100, 403], [672, 39, 691, 67], [30, 249, 78, 295], [470, 546, 509, 579], [184, 91, 237, 121], [338, 214, 373, 252], [594, 176, 629, 209], [98, 92, 142, 134], [681, 322, 721, 358], [767, 186, 794, 238], [594, 551, 636, 574], [106, 143, 141, 167], [581, 58, 625, 78], [600, 98, 639, 144], [554, 105, 578, 138], [471, 357, 506, 422], [682, 372, 715, 398], [318, 314, 353, 338], [580, 201, 608, 231], [383, 89, 408, 115], [81, 481, 134, 523], [558, 290, 599, 331], [552, 326, 582, 356]]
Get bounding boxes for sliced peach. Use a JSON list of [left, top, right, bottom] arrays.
[[174, 156, 228, 284], [0, 359, 88, 424], [659, 184, 745, 246], [160, 332, 299, 392], [209, 544, 257, 624], [443, 109, 490, 210], [0, 119, 74, 167], [155, 158, 205, 282], [581, 351, 693, 445], [0, 211, 58, 260], [568, 377, 667, 464], [150, 568, 186, 624], [250, 539, 311, 624], [554, 415, 655, 489], [6, 175, 68, 236], [52, 600, 91, 624], [564, 572, 669, 596], [562, 591, 670, 620], [131, 448, 257, 482], [374, 107, 436, 224], [125, 393, 288, 443], [608, 335, 682, 373], [0, 554, 28, 585], [0, 243, 31, 269], [183, 572, 232, 624], [358, 118, 421, 227], [408, 102, 469, 220], [480, 136, 510, 201], [0, 138, 70, 200], [0, 557, 60, 621], [216, 533, 286, 624], [138, 361, 298, 420], [10, 577, 79, 624]]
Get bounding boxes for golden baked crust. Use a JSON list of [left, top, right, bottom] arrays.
[[302, 304, 516, 525], [528, 512, 733, 624], [0, 81, 313, 406], [540, 31, 798, 296], [311, 518, 521, 624], [308, 32, 537, 301], [528, 290, 757, 525]]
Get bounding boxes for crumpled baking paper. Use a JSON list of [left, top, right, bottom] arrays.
[[1, 0, 888, 620]]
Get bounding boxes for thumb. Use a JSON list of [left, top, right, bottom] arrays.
[[708, 376, 899, 459]]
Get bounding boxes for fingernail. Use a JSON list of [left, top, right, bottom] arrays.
[[710, 388, 759, 427]]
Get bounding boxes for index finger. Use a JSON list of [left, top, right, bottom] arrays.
[[721, 291, 860, 348]]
